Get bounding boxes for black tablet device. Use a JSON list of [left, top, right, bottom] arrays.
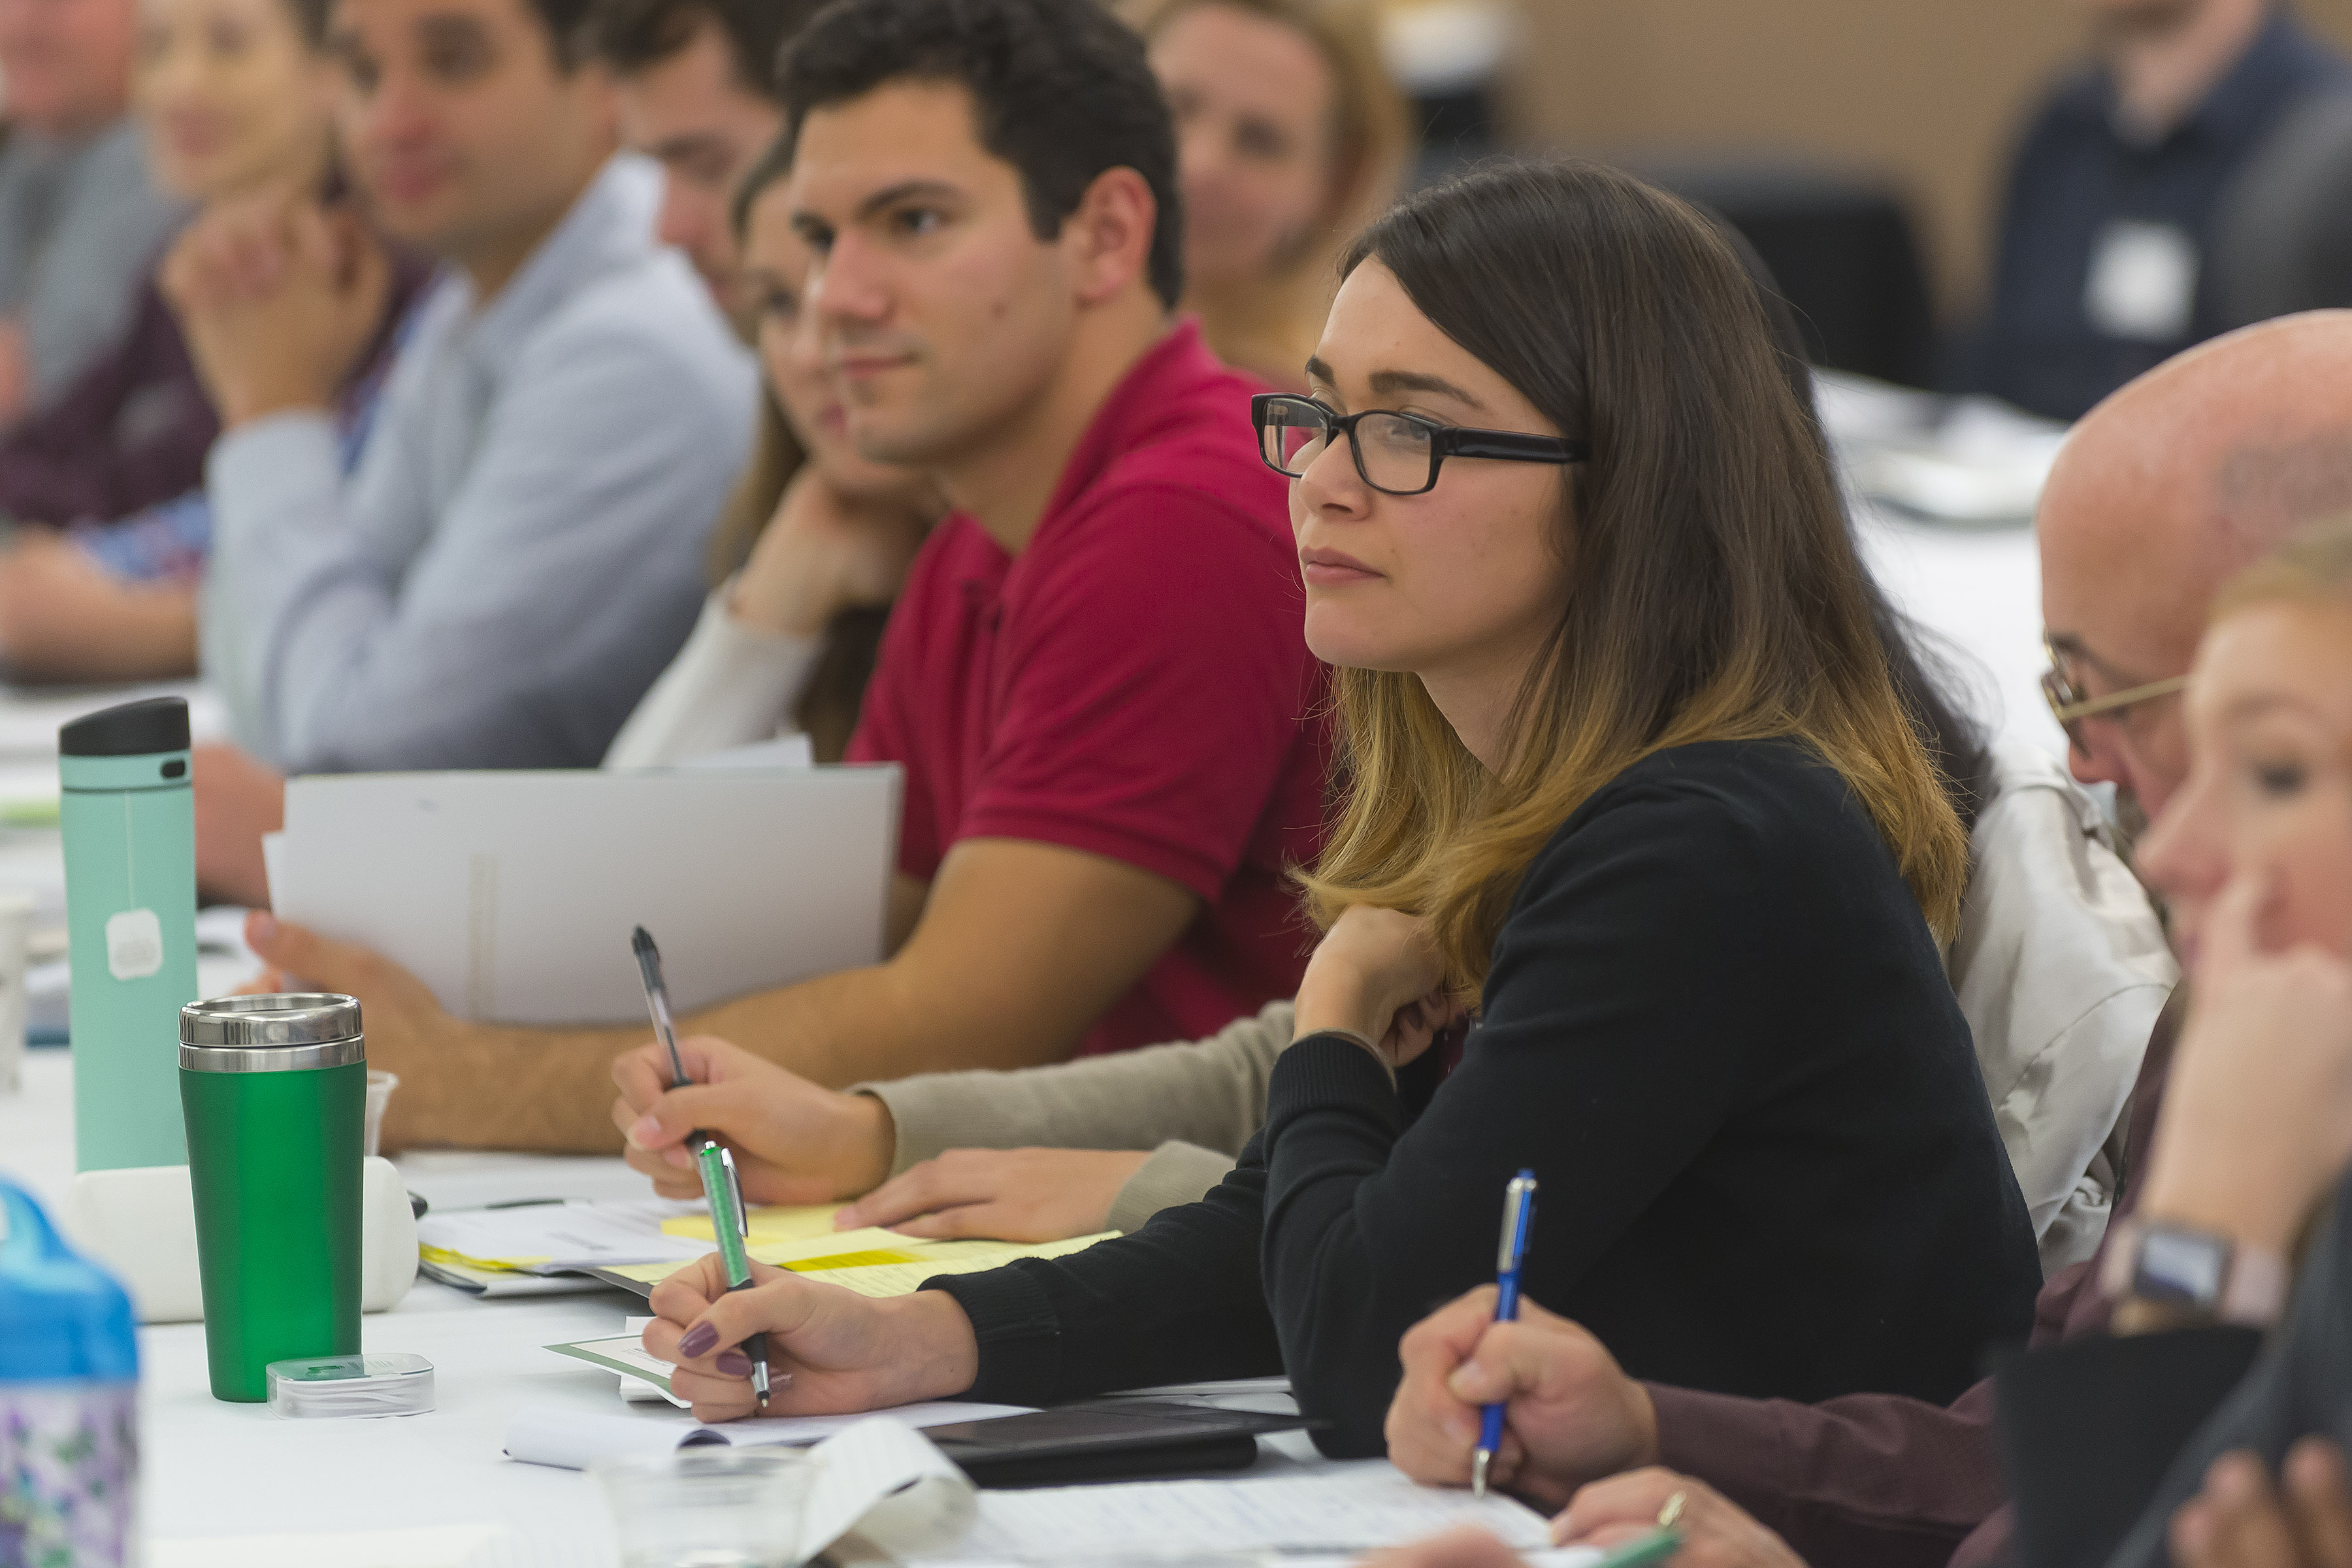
[[920, 1401, 1320, 1488]]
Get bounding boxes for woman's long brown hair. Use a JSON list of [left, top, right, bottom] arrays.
[[700, 129, 890, 764], [1299, 159, 1969, 990]]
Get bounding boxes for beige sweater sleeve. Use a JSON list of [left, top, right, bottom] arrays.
[[852, 1000, 1291, 1226]]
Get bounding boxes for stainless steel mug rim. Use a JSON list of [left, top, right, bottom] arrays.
[[180, 993, 365, 1070], [178, 1037, 366, 1073]]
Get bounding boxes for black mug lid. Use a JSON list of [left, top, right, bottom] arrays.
[[60, 696, 190, 757]]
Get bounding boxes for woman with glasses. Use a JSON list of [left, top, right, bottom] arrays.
[[634, 159, 2042, 1450]]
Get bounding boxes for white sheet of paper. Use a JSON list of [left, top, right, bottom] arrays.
[[272, 766, 900, 1023], [501, 1401, 1037, 1471], [932, 1464, 1561, 1560], [416, 1198, 711, 1271]]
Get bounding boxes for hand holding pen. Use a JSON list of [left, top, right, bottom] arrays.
[[632, 926, 773, 1411]]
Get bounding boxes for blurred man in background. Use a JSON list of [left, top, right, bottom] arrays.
[[1959, 0, 2347, 421], [587, 0, 811, 314], [0, 0, 182, 424]]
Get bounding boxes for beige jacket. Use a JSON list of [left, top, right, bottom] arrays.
[[857, 1002, 1289, 1235]]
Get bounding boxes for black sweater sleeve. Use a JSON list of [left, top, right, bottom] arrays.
[[937, 1135, 1285, 1405], [936, 743, 2036, 1446], [1256, 765, 1895, 1451]]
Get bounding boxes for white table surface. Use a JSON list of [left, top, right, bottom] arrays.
[[0, 509, 2053, 1561], [1, 1051, 1337, 1564]]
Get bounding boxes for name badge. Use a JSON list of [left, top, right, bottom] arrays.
[[2084, 220, 2199, 342]]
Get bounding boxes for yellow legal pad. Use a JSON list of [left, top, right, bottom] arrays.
[[660, 1203, 857, 1247], [603, 1230, 1119, 1296]]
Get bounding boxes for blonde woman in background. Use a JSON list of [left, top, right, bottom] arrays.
[[0, 0, 427, 681], [606, 135, 939, 768], [1136, 0, 1411, 390]]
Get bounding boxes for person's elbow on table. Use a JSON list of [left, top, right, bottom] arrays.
[[644, 1254, 980, 1424], [1386, 1286, 1658, 1511], [612, 1036, 896, 1205]]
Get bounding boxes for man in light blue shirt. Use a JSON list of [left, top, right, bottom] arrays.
[[163, 0, 753, 896]]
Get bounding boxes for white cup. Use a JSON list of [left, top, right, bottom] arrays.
[[365, 1069, 399, 1157], [0, 887, 34, 1093]]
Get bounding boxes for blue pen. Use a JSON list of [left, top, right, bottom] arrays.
[[1472, 1169, 1538, 1499]]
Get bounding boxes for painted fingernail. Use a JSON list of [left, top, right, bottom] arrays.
[[715, 1352, 752, 1377], [678, 1322, 718, 1359]]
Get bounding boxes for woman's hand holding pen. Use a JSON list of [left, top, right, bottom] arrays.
[[645, 1256, 978, 1423], [612, 1035, 894, 1204]]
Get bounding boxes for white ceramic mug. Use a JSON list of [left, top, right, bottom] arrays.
[[62, 1158, 419, 1324]]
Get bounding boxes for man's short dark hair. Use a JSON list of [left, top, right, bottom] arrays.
[[327, 0, 591, 65], [583, 0, 826, 95], [524, 0, 595, 65], [778, 0, 1184, 310]]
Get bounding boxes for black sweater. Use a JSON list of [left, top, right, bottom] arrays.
[[932, 740, 2042, 1454]]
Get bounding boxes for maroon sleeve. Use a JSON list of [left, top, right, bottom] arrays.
[[956, 485, 1309, 900], [1649, 1380, 2000, 1568], [1646, 1256, 2114, 1568], [0, 278, 216, 526], [1643, 993, 2179, 1568], [844, 544, 945, 881]]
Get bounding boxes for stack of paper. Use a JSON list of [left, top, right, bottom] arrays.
[[417, 1197, 1121, 1301], [416, 1198, 711, 1296]]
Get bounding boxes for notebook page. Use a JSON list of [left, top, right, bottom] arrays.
[[934, 1465, 1561, 1559]]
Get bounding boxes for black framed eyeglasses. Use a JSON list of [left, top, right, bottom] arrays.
[[1251, 393, 1589, 497]]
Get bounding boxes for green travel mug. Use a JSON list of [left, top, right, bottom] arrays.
[[178, 994, 365, 1403]]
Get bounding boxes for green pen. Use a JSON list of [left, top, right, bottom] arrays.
[[632, 926, 771, 1409], [1587, 1527, 1685, 1568]]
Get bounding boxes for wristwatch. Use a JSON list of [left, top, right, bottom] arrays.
[[2100, 1217, 2289, 1328]]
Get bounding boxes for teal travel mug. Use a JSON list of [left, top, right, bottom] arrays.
[[179, 994, 366, 1403], [63, 696, 199, 1171]]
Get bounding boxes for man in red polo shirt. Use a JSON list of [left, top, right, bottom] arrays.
[[241, 0, 1328, 1150]]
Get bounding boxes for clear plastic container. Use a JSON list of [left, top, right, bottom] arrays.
[[593, 1448, 815, 1568], [266, 1352, 434, 1418]]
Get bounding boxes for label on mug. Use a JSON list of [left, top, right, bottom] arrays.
[[105, 907, 164, 981]]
